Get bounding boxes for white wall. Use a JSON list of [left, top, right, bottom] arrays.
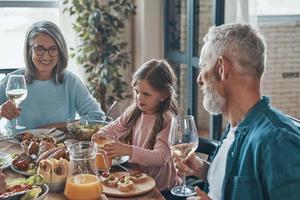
[[133, 0, 164, 70]]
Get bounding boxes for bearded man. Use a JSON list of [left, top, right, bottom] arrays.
[[174, 23, 300, 200]]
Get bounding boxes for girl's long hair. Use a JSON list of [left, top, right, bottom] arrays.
[[121, 59, 179, 149]]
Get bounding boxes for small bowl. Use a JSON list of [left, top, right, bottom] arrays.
[[67, 116, 112, 141], [46, 181, 66, 192], [36, 184, 49, 200]]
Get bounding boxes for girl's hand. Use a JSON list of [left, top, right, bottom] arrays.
[[0, 100, 20, 120], [186, 187, 212, 200], [103, 142, 133, 158]]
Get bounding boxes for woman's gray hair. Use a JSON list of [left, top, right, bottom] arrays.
[[201, 23, 266, 79], [24, 20, 68, 84]]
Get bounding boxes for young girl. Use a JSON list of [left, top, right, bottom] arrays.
[[96, 59, 181, 191]]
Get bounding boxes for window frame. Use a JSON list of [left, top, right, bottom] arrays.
[[0, 0, 58, 8], [0, 0, 60, 70], [164, 0, 225, 140]]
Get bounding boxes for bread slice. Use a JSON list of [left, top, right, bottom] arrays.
[[100, 174, 119, 187], [129, 171, 147, 183], [117, 176, 133, 192]]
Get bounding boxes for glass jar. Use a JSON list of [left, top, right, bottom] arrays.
[[64, 141, 102, 200]]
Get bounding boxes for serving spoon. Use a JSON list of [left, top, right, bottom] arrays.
[[105, 101, 117, 121]]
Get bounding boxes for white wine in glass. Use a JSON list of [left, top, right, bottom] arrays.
[[169, 115, 199, 197], [5, 75, 27, 130]]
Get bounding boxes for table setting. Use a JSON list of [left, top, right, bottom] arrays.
[[0, 127, 165, 200], [0, 75, 166, 200]]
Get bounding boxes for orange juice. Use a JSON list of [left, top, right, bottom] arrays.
[[95, 149, 112, 171], [64, 174, 102, 200]]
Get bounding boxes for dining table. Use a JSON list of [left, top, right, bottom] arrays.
[[0, 139, 166, 200]]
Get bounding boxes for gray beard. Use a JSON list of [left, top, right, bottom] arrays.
[[202, 85, 225, 115]]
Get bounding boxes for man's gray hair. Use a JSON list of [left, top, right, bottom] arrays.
[[24, 20, 68, 84], [201, 23, 266, 79]]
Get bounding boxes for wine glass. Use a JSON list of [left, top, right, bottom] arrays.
[[168, 115, 199, 197], [5, 75, 27, 130]]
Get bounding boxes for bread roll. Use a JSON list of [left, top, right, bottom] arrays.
[[36, 147, 63, 164], [37, 158, 69, 184]]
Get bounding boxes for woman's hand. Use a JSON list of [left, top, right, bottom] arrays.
[[103, 142, 133, 158], [0, 100, 20, 120], [186, 187, 212, 200], [173, 153, 210, 180]]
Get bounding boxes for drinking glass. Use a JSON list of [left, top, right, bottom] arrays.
[[168, 115, 199, 197], [91, 132, 114, 173], [5, 75, 27, 130]]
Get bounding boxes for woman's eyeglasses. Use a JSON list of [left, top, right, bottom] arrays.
[[33, 45, 58, 57]]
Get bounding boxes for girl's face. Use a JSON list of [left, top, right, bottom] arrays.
[[134, 79, 167, 115], [31, 33, 58, 80]]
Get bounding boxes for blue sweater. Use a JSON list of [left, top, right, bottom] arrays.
[[0, 69, 104, 129]]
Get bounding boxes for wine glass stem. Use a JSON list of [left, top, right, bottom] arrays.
[[15, 118, 18, 127], [15, 104, 20, 127], [182, 172, 187, 195]]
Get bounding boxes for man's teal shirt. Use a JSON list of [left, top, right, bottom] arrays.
[[209, 96, 300, 200]]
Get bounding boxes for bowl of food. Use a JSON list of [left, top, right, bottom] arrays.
[[67, 116, 112, 141], [0, 175, 48, 200]]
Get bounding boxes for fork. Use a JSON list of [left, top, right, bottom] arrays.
[[115, 163, 130, 172], [0, 136, 15, 142], [0, 159, 11, 170]]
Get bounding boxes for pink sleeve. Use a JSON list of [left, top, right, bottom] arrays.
[[100, 112, 128, 139], [130, 117, 172, 167]]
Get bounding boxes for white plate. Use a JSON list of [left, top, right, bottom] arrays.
[[11, 128, 65, 144], [0, 152, 12, 169], [112, 155, 130, 166], [1, 184, 48, 200]]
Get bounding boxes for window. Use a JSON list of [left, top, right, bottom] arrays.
[[0, 0, 59, 69], [257, 0, 300, 15], [164, 0, 225, 140]]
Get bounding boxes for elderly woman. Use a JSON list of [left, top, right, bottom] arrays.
[[0, 20, 104, 130]]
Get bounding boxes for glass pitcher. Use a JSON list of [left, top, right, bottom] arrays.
[[64, 141, 102, 200]]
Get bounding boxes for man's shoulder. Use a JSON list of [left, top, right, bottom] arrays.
[[247, 107, 300, 146]]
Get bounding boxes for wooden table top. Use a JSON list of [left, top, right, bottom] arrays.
[[0, 140, 165, 200]]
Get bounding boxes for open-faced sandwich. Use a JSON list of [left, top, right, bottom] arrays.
[[128, 171, 148, 183], [100, 172, 119, 187], [117, 176, 134, 192]]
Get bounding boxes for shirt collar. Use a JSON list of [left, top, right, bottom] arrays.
[[236, 96, 271, 133]]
